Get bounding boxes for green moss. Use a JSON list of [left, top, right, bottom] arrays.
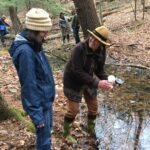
[[6, 107, 35, 133], [10, 108, 35, 133], [25, 121, 36, 133], [11, 108, 35, 132], [10, 107, 26, 121]]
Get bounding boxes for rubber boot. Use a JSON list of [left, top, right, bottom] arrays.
[[62, 120, 77, 144], [87, 119, 96, 137]]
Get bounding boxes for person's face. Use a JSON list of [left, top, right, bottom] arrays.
[[60, 13, 64, 18], [88, 36, 101, 51], [37, 31, 48, 43]]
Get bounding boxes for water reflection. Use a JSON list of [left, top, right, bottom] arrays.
[[96, 66, 150, 150]]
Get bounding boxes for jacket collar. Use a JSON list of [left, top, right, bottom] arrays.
[[20, 29, 43, 53]]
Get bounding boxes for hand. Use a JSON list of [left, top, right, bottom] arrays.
[[37, 123, 45, 128], [98, 80, 113, 90]]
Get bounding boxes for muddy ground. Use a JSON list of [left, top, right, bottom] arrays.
[[0, 2, 150, 150]]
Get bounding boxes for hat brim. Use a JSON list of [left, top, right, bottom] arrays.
[[87, 29, 110, 46]]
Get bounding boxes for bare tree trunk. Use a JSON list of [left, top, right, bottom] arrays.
[[93, 0, 96, 7], [141, 0, 145, 19], [134, 111, 143, 150], [73, 0, 100, 38], [9, 6, 22, 34], [134, 0, 137, 21], [25, 0, 32, 10], [99, 0, 103, 25], [0, 93, 12, 121]]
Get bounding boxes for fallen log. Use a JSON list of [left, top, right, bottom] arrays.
[[44, 50, 67, 62], [107, 63, 150, 70], [102, 10, 118, 17]]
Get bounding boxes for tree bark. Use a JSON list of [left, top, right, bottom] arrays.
[[73, 0, 100, 38], [99, 0, 103, 25], [0, 93, 12, 121], [9, 6, 22, 34], [134, 0, 137, 21], [142, 0, 145, 19], [134, 111, 143, 150], [25, 0, 32, 10]]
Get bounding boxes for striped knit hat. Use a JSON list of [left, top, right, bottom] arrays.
[[25, 8, 52, 31]]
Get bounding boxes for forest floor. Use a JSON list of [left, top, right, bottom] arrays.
[[0, 2, 150, 150]]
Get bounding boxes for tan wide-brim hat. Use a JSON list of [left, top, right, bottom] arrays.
[[25, 8, 52, 31], [87, 26, 110, 46]]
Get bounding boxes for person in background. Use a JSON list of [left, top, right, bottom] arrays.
[[71, 10, 80, 44], [0, 15, 10, 46], [59, 12, 71, 44], [9, 8, 55, 150], [62, 26, 113, 144], [0, 15, 10, 26]]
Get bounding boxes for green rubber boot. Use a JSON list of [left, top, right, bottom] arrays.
[[87, 119, 96, 137], [62, 121, 77, 144]]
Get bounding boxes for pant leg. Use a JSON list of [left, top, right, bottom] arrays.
[[73, 28, 80, 44], [84, 90, 98, 117], [66, 34, 70, 42], [61, 28, 66, 43], [36, 105, 53, 150], [0, 31, 5, 45], [65, 99, 80, 119]]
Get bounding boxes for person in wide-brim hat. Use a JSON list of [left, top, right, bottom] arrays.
[[62, 25, 113, 144]]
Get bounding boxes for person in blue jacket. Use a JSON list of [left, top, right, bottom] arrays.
[[0, 15, 10, 46], [9, 8, 55, 150]]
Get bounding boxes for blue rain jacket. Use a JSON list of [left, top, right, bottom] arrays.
[[9, 31, 55, 126], [0, 25, 8, 37], [0, 18, 9, 36]]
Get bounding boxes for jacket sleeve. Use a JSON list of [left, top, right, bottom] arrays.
[[95, 62, 108, 80], [70, 46, 99, 88], [59, 19, 65, 28], [95, 48, 108, 80], [17, 49, 44, 126]]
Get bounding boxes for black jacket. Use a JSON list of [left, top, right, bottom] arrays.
[[63, 39, 108, 94]]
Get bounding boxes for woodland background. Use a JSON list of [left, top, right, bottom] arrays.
[[0, 0, 150, 149]]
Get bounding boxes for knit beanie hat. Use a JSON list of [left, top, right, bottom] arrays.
[[25, 8, 52, 31]]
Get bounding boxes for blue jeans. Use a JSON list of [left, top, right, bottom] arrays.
[[36, 106, 53, 150], [0, 30, 6, 44], [73, 28, 80, 44]]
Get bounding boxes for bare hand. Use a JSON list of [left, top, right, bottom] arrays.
[[98, 80, 113, 90]]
